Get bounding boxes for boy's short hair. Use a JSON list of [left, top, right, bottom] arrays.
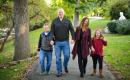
[[43, 20, 49, 26]]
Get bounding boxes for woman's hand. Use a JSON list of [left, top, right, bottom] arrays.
[[91, 47, 95, 52], [70, 40, 75, 44]]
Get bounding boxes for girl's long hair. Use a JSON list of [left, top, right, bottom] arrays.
[[93, 29, 104, 39], [79, 16, 89, 32]]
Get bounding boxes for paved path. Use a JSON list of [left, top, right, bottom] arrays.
[[27, 44, 116, 80]]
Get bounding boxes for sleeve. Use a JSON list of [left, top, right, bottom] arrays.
[[102, 39, 107, 46], [38, 34, 42, 51], [51, 20, 55, 41], [88, 29, 92, 49], [92, 38, 94, 47], [69, 20, 75, 40]]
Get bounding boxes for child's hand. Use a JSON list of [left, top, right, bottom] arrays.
[[103, 38, 107, 41], [50, 40, 54, 45], [91, 47, 95, 52]]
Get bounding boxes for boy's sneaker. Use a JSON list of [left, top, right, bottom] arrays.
[[40, 71, 46, 75], [46, 71, 50, 75]]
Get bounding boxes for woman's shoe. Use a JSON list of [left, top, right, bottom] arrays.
[[80, 73, 84, 78]]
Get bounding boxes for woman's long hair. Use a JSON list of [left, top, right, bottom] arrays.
[[79, 16, 89, 32]]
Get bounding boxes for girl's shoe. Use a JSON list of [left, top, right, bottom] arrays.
[[91, 72, 96, 76], [91, 69, 96, 76], [99, 73, 104, 78], [99, 69, 104, 78]]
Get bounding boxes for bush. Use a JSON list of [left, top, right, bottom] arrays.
[[116, 20, 130, 34], [107, 20, 130, 34], [107, 21, 117, 33]]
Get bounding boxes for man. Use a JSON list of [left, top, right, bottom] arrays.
[[51, 8, 75, 77]]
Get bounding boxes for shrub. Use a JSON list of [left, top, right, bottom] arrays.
[[107, 19, 130, 34], [107, 21, 117, 33], [116, 20, 130, 34]]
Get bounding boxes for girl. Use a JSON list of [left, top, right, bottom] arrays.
[[72, 17, 91, 77], [91, 29, 107, 78]]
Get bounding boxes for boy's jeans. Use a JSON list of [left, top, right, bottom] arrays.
[[39, 49, 52, 73], [55, 40, 70, 74]]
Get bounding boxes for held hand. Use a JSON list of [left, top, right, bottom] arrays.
[[70, 40, 75, 44], [72, 55, 75, 60], [50, 40, 54, 45], [91, 47, 95, 52]]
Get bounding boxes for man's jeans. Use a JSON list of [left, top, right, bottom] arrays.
[[39, 49, 52, 72], [55, 40, 70, 74]]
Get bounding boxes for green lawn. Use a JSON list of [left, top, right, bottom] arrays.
[[104, 34, 130, 79], [90, 19, 110, 30], [0, 28, 42, 80], [90, 19, 130, 79], [0, 19, 130, 80]]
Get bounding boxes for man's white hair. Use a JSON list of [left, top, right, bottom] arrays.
[[58, 8, 65, 14]]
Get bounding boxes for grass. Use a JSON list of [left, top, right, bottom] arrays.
[[0, 28, 43, 80], [90, 19, 130, 79], [90, 19, 110, 30], [0, 19, 130, 80], [104, 34, 130, 79]]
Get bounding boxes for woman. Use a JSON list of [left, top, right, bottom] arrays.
[[72, 16, 92, 77]]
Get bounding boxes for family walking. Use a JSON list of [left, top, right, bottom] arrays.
[[37, 8, 107, 78]]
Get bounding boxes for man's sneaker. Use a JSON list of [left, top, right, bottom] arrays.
[[65, 67, 69, 73], [56, 73, 62, 77], [40, 71, 46, 75]]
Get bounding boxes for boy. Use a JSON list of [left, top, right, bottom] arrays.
[[37, 22, 54, 74]]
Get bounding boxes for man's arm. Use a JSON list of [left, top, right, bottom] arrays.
[[51, 20, 55, 41], [69, 20, 75, 40]]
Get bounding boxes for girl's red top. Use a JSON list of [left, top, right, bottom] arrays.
[[92, 38, 107, 56]]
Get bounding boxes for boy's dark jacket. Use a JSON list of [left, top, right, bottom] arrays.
[[38, 32, 53, 51]]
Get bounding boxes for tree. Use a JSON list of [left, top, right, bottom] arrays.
[[109, 0, 129, 20], [52, 0, 106, 27], [13, 0, 30, 61], [74, 0, 80, 27]]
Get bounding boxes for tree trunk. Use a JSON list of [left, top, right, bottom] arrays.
[[73, 0, 80, 28], [74, 11, 79, 28], [13, 0, 30, 61]]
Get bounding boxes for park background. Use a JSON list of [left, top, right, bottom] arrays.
[[0, 0, 130, 80]]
